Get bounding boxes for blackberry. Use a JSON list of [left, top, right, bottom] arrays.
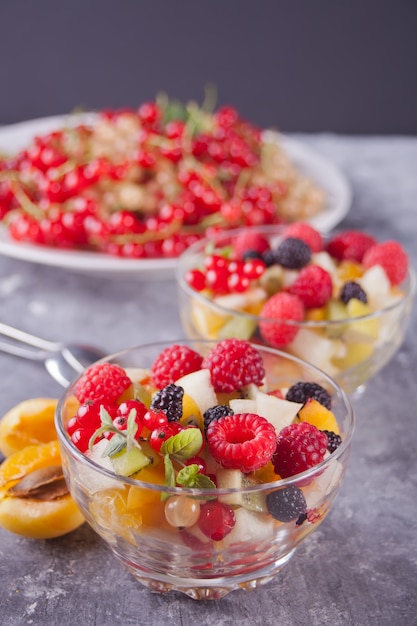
[[274, 237, 311, 269], [150, 383, 184, 422], [266, 486, 307, 522], [262, 248, 278, 267], [203, 404, 234, 433], [286, 381, 332, 410], [340, 281, 368, 304], [322, 430, 342, 453]]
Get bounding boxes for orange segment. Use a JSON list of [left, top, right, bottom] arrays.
[[0, 398, 59, 457], [298, 398, 340, 434]]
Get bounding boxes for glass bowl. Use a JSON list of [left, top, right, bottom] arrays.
[[55, 339, 354, 600], [176, 226, 415, 396]]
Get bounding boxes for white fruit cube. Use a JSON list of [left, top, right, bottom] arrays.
[[175, 368, 218, 415], [255, 389, 302, 433]]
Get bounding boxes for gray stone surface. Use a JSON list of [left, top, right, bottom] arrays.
[[0, 135, 416, 625]]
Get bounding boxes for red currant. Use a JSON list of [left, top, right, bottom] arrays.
[[198, 501, 236, 541]]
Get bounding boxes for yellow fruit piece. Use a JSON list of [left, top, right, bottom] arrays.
[[0, 398, 58, 457], [0, 440, 62, 489], [333, 342, 374, 369], [180, 394, 204, 430], [346, 299, 379, 340], [337, 260, 364, 282], [253, 461, 281, 483], [126, 463, 168, 527], [190, 299, 231, 339], [0, 493, 85, 540], [298, 398, 340, 435], [306, 307, 327, 322]]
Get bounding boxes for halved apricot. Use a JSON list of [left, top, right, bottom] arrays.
[[0, 440, 85, 539], [0, 398, 58, 457], [0, 493, 85, 539]]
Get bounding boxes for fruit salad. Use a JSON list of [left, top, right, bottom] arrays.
[[56, 339, 353, 597], [177, 224, 414, 393], [0, 97, 325, 259]]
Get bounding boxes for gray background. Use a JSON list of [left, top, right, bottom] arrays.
[[1, 0, 416, 134]]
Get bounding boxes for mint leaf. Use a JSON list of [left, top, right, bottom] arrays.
[[126, 408, 138, 451], [161, 428, 203, 461], [100, 406, 114, 427], [177, 465, 216, 490], [176, 464, 199, 486], [161, 454, 176, 502], [101, 433, 126, 458]]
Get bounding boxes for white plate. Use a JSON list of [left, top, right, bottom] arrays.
[[0, 114, 351, 278]]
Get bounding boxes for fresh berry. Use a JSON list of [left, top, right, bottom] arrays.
[[151, 344, 203, 388], [150, 383, 184, 422], [326, 230, 377, 262], [340, 281, 367, 304], [143, 409, 169, 430], [282, 222, 323, 253], [203, 404, 234, 433], [149, 421, 183, 452], [272, 422, 328, 478], [201, 338, 265, 393], [197, 500, 236, 541], [285, 381, 332, 410], [266, 486, 307, 522], [258, 292, 304, 347], [322, 430, 342, 453], [232, 230, 270, 260], [362, 240, 408, 286], [116, 400, 147, 437], [206, 413, 277, 472], [274, 237, 311, 269], [289, 265, 333, 309], [75, 363, 132, 404]]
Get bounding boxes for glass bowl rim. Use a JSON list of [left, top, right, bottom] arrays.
[[55, 339, 355, 497]]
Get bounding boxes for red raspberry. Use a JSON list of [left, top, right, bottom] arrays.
[[207, 413, 277, 472], [362, 240, 409, 286], [259, 292, 304, 347], [201, 338, 265, 393], [151, 344, 203, 388], [272, 422, 328, 478], [326, 230, 377, 262], [289, 265, 333, 308], [283, 222, 323, 253], [232, 230, 270, 260], [75, 363, 132, 404]]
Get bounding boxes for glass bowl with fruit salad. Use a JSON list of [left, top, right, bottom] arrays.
[[176, 224, 415, 396], [55, 338, 354, 600]]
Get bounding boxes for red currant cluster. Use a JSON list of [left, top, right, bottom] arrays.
[[186, 253, 266, 295], [0, 99, 318, 259]]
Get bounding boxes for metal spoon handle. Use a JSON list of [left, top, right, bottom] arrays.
[[0, 339, 52, 361], [0, 322, 60, 352]]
